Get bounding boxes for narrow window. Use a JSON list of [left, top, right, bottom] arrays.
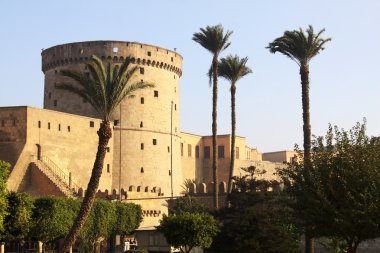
[[114, 120, 119, 126], [90, 121, 94, 127], [48, 122, 51, 130], [174, 87, 176, 93], [68, 126, 71, 132], [13, 119, 16, 126], [140, 45, 143, 48], [141, 143, 144, 150], [204, 146, 210, 159], [167, 146, 170, 153], [147, 51, 151, 56], [140, 121, 143, 128], [58, 124, 61, 131], [188, 144, 192, 157], [141, 167, 144, 173], [171, 57, 173, 62], [154, 90, 158, 97], [38, 121, 41, 128], [218, 145, 225, 158], [107, 164, 110, 173], [196, 146, 200, 158], [174, 104, 177, 111], [54, 100, 57, 107], [140, 97, 144, 104], [236, 147, 240, 159], [153, 139, 157, 145], [48, 92, 52, 99], [140, 67, 144, 75], [106, 147, 110, 152], [181, 143, 184, 156]]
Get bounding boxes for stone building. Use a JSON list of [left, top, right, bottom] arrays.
[[0, 41, 293, 227]]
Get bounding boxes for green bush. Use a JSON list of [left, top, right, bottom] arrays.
[[124, 250, 148, 253]]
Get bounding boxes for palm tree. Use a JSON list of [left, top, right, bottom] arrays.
[[193, 25, 233, 210], [218, 55, 252, 194], [267, 25, 331, 253], [57, 55, 153, 253]]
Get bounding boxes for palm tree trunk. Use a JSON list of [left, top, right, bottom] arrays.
[[212, 55, 219, 210], [227, 84, 236, 194], [60, 120, 112, 253], [300, 63, 314, 253]]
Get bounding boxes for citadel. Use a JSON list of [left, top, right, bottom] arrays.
[[0, 41, 295, 228]]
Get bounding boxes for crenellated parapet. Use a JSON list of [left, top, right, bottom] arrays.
[[77, 185, 163, 200], [187, 181, 228, 195], [41, 41, 182, 76]]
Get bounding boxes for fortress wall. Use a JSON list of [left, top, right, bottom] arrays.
[[24, 107, 114, 191], [41, 40, 183, 199], [179, 132, 203, 183], [262, 150, 297, 163]]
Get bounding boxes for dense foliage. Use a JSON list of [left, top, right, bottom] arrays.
[[278, 121, 380, 253], [169, 196, 208, 215], [0, 161, 10, 235], [3, 192, 34, 241], [209, 169, 300, 253], [157, 212, 219, 253]]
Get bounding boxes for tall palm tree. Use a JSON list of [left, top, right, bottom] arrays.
[[218, 55, 252, 194], [267, 25, 331, 253], [57, 55, 153, 253], [193, 25, 233, 210]]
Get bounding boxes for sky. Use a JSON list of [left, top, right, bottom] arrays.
[[1, 1, 379, 152]]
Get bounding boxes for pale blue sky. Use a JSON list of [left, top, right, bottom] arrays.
[[1, 1, 379, 152]]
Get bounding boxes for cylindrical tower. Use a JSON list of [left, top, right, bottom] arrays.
[[41, 41, 183, 196]]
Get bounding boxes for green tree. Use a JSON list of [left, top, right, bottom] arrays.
[[113, 202, 142, 236], [0, 161, 9, 236], [31, 197, 80, 246], [3, 192, 34, 242], [157, 212, 219, 253], [278, 121, 380, 253], [210, 170, 300, 253], [267, 25, 331, 253], [79, 200, 116, 253], [57, 55, 153, 252], [217, 55, 252, 194], [193, 25, 233, 209]]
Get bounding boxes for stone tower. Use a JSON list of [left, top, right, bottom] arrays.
[[41, 41, 183, 197]]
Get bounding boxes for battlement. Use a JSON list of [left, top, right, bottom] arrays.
[[41, 41, 182, 76], [187, 181, 228, 195], [78, 185, 163, 200]]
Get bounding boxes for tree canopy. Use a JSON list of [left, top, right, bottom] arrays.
[[157, 212, 219, 253], [0, 161, 9, 235], [278, 121, 380, 253]]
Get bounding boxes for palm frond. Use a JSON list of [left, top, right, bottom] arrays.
[[58, 55, 154, 121]]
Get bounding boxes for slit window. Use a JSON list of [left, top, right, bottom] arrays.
[[147, 51, 151, 56], [58, 124, 61, 131], [38, 121, 41, 128], [141, 167, 144, 173], [107, 164, 110, 173], [13, 119, 16, 126], [236, 147, 240, 159], [140, 121, 143, 128], [154, 90, 158, 97], [204, 146, 210, 159], [174, 104, 177, 111], [153, 139, 157, 145], [68, 126, 71, 132], [140, 97, 144, 104], [90, 121, 94, 127], [48, 122, 51, 130], [114, 120, 119, 126], [218, 145, 225, 158], [48, 92, 52, 99], [196, 146, 200, 158], [171, 57, 173, 62], [140, 67, 144, 75], [188, 144, 192, 157], [167, 146, 170, 153], [141, 143, 144, 150], [181, 143, 184, 156]]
